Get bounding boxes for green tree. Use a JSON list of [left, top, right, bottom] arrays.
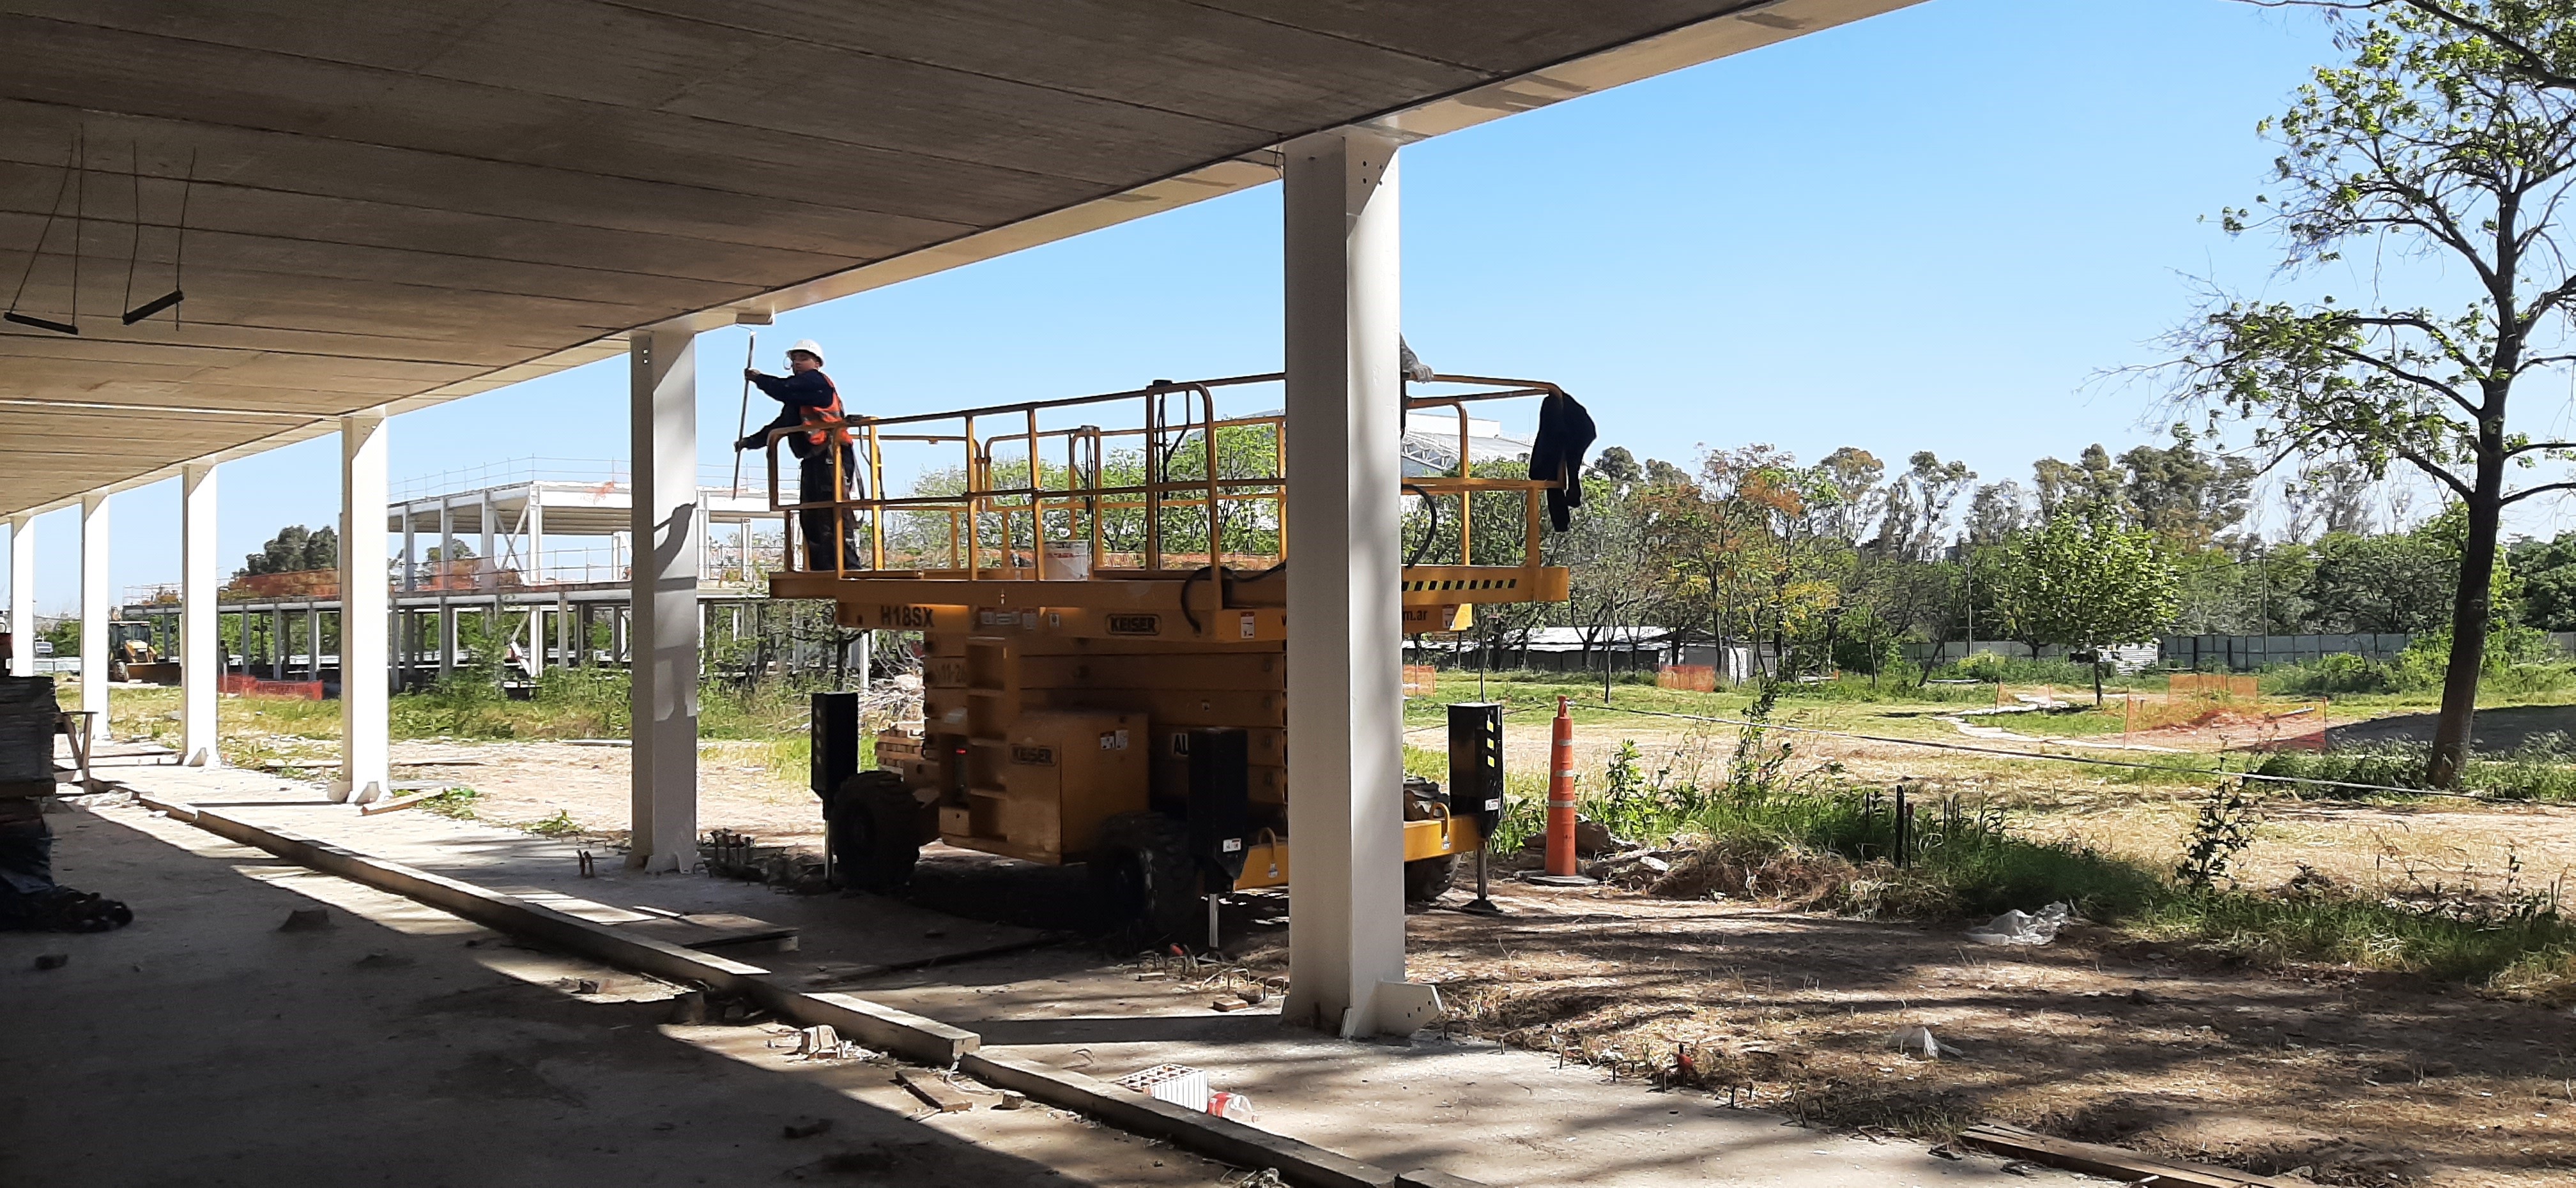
[[1588, 446, 1642, 485], [2175, 5, 2576, 785], [1992, 512, 2182, 706], [2032, 445, 2126, 522], [1557, 475, 1660, 671], [2511, 529, 2576, 627], [2117, 423, 2258, 549], [236, 524, 339, 579], [2301, 521, 2463, 632], [1965, 480, 2029, 545]]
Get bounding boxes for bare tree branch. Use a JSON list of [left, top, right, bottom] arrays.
[[2502, 477, 2576, 503]]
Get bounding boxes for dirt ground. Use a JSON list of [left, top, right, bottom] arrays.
[[1278, 885, 2576, 1188], [98, 690, 2576, 1186], [374, 738, 827, 853]]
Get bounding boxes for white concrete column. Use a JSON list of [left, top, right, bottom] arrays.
[[436, 496, 455, 679], [525, 489, 545, 583], [629, 324, 701, 872], [180, 462, 220, 766], [337, 410, 391, 803], [478, 489, 496, 588], [6, 515, 31, 677], [78, 493, 109, 721], [1282, 128, 1410, 1036]]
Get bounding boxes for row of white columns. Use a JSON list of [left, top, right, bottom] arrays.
[[2, 414, 397, 804]]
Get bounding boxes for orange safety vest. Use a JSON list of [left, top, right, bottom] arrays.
[[799, 380, 852, 448]]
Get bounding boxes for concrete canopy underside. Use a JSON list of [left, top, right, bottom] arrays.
[[0, 0, 1916, 517]]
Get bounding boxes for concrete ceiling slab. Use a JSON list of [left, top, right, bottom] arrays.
[[0, 0, 1922, 517]]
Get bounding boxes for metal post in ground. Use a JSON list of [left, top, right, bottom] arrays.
[[1894, 782, 1910, 869]]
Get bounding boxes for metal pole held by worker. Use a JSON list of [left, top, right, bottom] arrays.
[[1545, 694, 1577, 876], [728, 332, 756, 494]]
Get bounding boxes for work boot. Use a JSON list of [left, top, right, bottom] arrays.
[[0, 886, 133, 933]]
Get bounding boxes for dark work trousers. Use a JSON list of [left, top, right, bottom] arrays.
[[0, 800, 54, 923], [797, 446, 865, 571]]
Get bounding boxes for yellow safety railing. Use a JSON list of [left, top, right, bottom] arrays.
[[759, 372, 1565, 585]]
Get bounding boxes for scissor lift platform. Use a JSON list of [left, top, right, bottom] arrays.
[[764, 372, 1567, 931]]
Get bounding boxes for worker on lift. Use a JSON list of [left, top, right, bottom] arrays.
[[737, 339, 863, 570]]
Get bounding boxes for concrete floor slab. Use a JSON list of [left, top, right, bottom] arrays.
[[105, 761, 1055, 982], [854, 951, 2087, 1188], [69, 761, 2099, 1187], [0, 800, 1225, 1188]]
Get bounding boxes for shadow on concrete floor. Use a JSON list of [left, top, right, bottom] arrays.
[[0, 804, 1222, 1188]]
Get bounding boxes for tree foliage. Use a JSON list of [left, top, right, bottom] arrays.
[[236, 524, 339, 579], [1992, 511, 2183, 703], [2179, 1, 2576, 782]]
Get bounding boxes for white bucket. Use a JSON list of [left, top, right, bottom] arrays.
[[1042, 539, 1092, 581]]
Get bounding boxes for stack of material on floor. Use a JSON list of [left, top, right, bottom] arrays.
[[0, 677, 57, 791]]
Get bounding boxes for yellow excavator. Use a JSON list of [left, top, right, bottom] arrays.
[[106, 621, 180, 685]]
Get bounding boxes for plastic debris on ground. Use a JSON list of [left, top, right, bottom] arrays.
[[1207, 1090, 1258, 1122], [1964, 901, 2071, 947], [760, 1023, 874, 1062]]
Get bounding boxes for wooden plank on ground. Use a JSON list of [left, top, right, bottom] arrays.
[[357, 789, 440, 815], [897, 1067, 977, 1113], [613, 911, 800, 954], [1955, 1123, 2301, 1188]]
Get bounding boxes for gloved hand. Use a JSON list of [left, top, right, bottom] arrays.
[[734, 434, 762, 452], [743, 367, 763, 382]]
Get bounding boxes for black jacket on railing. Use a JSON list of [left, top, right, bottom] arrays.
[[1527, 390, 1597, 531]]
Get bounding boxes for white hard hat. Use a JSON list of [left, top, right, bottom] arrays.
[[786, 339, 825, 364]]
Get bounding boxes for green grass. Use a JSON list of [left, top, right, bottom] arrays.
[[1404, 743, 1548, 852], [420, 786, 481, 819], [1614, 781, 2576, 997], [2253, 738, 2576, 803], [524, 810, 583, 837], [1507, 700, 2576, 998], [2130, 890, 2576, 993], [1618, 782, 2163, 920], [1402, 671, 1751, 727]]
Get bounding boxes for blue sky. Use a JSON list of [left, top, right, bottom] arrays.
[[6, 0, 2435, 614]]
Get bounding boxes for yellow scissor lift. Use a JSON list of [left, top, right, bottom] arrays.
[[766, 372, 1569, 934]]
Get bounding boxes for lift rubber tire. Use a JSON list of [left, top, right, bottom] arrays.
[[1088, 811, 1200, 938], [1404, 854, 1459, 904], [827, 770, 920, 893]]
